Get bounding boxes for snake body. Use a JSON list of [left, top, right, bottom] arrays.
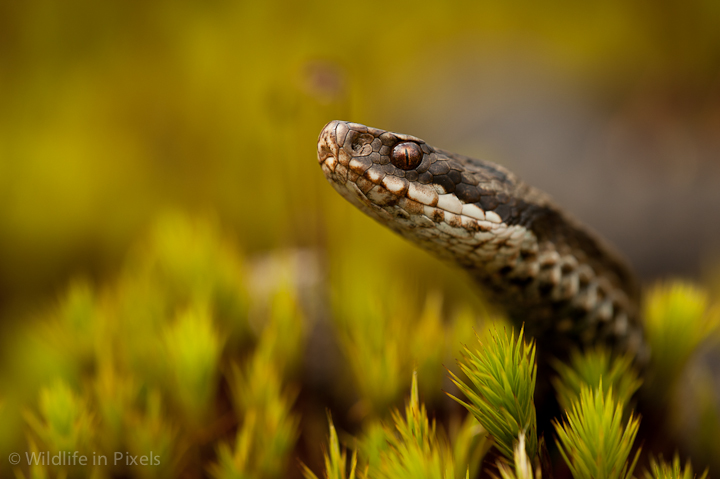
[[317, 120, 646, 360]]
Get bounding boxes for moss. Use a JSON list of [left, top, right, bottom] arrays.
[[3, 214, 718, 478]]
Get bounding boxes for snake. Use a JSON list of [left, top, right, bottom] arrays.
[[316, 120, 647, 361]]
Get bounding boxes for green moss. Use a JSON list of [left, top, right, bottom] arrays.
[[3, 214, 718, 478], [305, 372, 487, 479], [448, 327, 538, 462], [553, 384, 640, 479], [301, 414, 359, 479], [552, 348, 641, 413], [644, 455, 708, 479], [644, 282, 719, 397]]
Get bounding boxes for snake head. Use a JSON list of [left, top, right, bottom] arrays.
[[317, 120, 441, 207], [317, 120, 433, 225], [316, 120, 534, 264]]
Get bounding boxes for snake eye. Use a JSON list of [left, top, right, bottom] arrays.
[[390, 142, 423, 170]]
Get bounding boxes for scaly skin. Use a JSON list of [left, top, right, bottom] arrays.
[[317, 120, 647, 361]]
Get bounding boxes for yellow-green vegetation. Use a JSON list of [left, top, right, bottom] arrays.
[[0, 214, 719, 478], [2, 1, 720, 478], [0, 214, 720, 479], [553, 385, 641, 479], [448, 328, 538, 462], [360, 372, 460, 479], [0, 214, 483, 478], [641, 283, 720, 473], [495, 432, 539, 479], [552, 348, 642, 412], [644, 282, 719, 396], [2, 0, 719, 328], [644, 455, 708, 479], [304, 372, 490, 479], [1, 215, 296, 477], [301, 413, 360, 479], [304, 306, 714, 479], [330, 259, 491, 416], [24, 380, 95, 458]]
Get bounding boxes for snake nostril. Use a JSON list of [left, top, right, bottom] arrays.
[[350, 133, 374, 155]]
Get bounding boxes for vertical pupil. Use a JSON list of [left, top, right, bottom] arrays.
[[391, 142, 422, 170]]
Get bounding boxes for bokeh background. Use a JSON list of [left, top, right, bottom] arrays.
[[3, 0, 720, 313], [1, 1, 720, 477]]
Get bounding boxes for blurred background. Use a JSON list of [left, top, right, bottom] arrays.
[[2, 0, 720, 316], [1, 0, 719, 477]]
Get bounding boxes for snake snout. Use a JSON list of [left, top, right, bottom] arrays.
[[317, 120, 341, 164]]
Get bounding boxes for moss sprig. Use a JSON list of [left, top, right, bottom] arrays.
[[644, 282, 719, 393], [553, 383, 640, 479], [301, 413, 359, 479], [552, 347, 641, 412], [643, 454, 708, 479], [448, 327, 537, 462], [495, 432, 541, 479]]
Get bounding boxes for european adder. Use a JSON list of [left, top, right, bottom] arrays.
[[317, 120, 647, 362]]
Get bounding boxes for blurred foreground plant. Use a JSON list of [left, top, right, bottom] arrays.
[[304, 372, 490, 479], [644, 282, 719, 396], [2, 214, 718, 478], [4, 214, 305, 478], [372, 371, 458, 479], [552, 348, 641, 412], [643, 455, 708, 479], [163, 304, 224, 426], [24, 380, 95, 457], [212, 317, 301, 478], [301, 413, 359, 479]]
